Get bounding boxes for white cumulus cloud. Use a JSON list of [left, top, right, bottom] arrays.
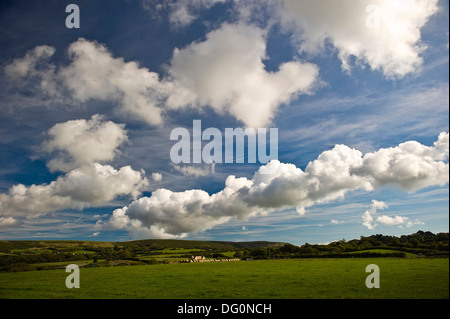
[[0, 163, 149, 218], [141, 0, 440, 79], [276, 0, 440, 78], [0, 116, 149, 220], [4, 25, 319, 128], [166, 23, 320, 128], [354, 132, 449, 191], [42, 114, 128, 172], [60, 38, 169, 125], [3, 39, 169, 125], [105, 132, 448, 239]]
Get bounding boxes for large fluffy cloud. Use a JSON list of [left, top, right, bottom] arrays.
[[104, 132, 449, 239], [43, 114, 128, 172], [277, 0, 440, 78], [3, 39, 168, 125], [4, 24, 319, 128], [3, 0, 439, 129], [166, 23, 319, 128], [0, 116, 148, 219], [144, 0, 439, 79], [353, 132, 449, 191], [60, 39, 169, 125], [0, 163, 149, 218]]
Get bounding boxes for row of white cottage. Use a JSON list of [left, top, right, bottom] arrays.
[[185, 256, 240, 263]]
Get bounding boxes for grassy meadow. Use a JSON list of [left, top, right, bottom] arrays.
[[0, 258, 448, 299]]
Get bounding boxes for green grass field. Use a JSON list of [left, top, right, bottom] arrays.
[[0, 258, 448, 299]]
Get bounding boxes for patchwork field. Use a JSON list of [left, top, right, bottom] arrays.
[[0, 258, 448, 299]]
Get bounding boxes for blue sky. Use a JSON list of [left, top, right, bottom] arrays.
[[0, 0, 448, 245]]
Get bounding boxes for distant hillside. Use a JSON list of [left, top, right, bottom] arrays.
[[0, 231, 447, 272], [0, 239, 288, 253], [119, 239, 288, 250], [0, 238, 290, 272]]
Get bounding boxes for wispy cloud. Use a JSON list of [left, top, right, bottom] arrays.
[[172, 163, 215, 177], [280, 83, 449, 152], [362, 199, 425, 230]]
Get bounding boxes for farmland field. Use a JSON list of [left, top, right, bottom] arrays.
[[0, 258, 448, 299]]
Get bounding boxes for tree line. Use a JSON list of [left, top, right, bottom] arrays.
[[233, 231, 449, 260]]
